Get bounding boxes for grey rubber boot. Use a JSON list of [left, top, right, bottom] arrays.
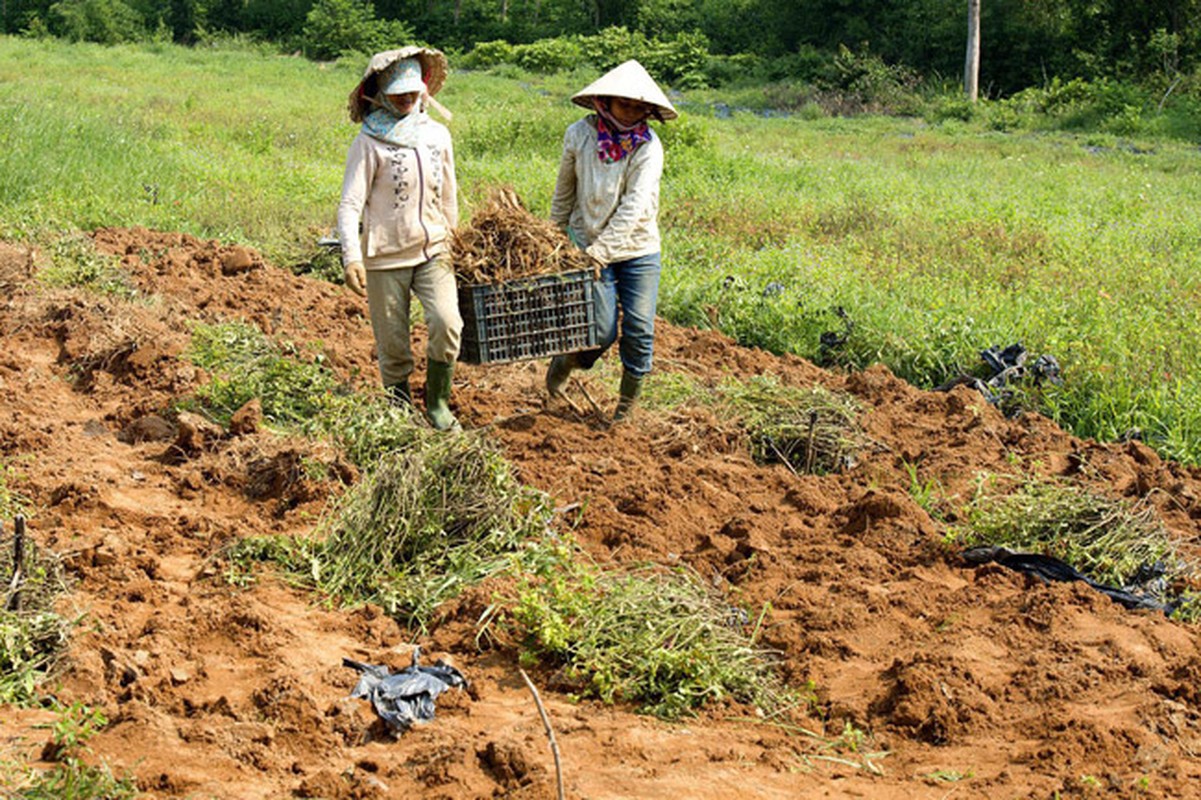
[[386, 380, 411, 408], [612, 371, 644, 423], [545, 353, 578, 396], [424, 359, 460, 431]]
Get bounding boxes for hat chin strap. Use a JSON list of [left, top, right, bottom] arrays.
[[422, 89, 453, 122]]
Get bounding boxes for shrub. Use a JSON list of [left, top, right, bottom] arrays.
[[461, 39, 515, 70], [927, 94, 976, 123], [654, 114, 711, 157], [514, 37, 584, 74], [703, 52, 762, 87], [759, 45, 829, 83], [48, 0, 146, 44], [824, 43, 922, 115], [299, 0, 415, 61], [578, 26, 649, 73], [643, 30, 710, 88]]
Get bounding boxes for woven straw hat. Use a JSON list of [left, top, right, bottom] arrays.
[[571, 59, 677, 121], [348, 46, 449, 123]]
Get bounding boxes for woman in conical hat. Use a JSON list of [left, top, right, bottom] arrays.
[[545, 60, 677, 423], [336, 47, 463, 431]]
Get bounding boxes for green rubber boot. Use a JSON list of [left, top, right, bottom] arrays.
[[545, 353, 578, 396], [385, 380, 411, 408], [612, 371, 644, 423], [424, 359, 460, 431]]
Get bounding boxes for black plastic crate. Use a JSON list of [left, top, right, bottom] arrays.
[[458, 269, 599, 365]]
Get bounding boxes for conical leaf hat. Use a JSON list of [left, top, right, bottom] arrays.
[[348, 46, 449, 123], [571, 59, 677, 121]]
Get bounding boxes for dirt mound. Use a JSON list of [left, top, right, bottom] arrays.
[[2, 228, 1201, 799]]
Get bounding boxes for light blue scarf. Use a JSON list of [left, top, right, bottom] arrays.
[[361, 94, 426, 148]]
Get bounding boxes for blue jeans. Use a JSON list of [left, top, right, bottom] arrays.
[[576, 252, 661, 376]]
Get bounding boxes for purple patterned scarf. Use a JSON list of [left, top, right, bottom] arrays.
[[592, 99, 652, 163]]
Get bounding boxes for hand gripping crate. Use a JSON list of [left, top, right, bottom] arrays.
[[457, 269, 600, 365]]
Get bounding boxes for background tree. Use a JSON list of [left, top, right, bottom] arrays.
[[301, 0, 414, 59], [965, 0, 979, 100]]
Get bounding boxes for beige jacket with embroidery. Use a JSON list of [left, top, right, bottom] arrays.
[[550, 116, 663, 265], [337, 121, 458, 270]]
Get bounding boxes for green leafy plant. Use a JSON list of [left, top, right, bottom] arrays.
[[35, 233, 137, 300], [185, 320, 339, 429], [17, 703, 137, 799], [502, 557, 786, 719], [903, 461, 948, 519], [298, 0, 413, 60], [0, 525, 71, 705]]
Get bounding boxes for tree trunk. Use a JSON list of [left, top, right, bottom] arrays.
[[965, 0, 981, 102]]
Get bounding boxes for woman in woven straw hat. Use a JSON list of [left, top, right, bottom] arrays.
[[545, 59, 677, 423], [338, 47, 462, 431]]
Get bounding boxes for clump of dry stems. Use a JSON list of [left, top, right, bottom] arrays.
[[720, 378, 869, 474], [452, 186, 594, 284], [1, 520, 72, 703]]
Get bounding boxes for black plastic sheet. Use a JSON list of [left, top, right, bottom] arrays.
[[344, 648, 467, 732]]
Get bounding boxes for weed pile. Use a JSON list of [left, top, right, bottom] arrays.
[[0, 521, 71, 704], [186, 320, 434, 467], [232, 433, 553, 627], [505, 559, 787, 719], [962, 479, 1200, 603], [451, 186, 594, 284], [719, 378, 868, 474]]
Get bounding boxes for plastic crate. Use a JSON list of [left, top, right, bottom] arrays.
[[458, 269, 599, 365]]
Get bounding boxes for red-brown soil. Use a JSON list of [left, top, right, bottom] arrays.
[[2, 228, 1201, 799]]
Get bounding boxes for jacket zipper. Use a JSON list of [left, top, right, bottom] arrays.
[[415, 148, 431, 261]]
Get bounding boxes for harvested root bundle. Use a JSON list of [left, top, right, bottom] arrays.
[[452, 186, 594, 284]]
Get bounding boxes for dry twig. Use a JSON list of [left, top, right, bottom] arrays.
[[519, 668, 565, 800]]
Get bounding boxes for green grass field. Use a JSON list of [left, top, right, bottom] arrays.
[[3, 36, 1200, 461]]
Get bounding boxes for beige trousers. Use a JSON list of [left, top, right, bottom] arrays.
[[365, 257, 463, 387]]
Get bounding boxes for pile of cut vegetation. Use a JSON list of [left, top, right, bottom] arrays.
[[1, 517, 71, 704], [452, 186, 594, 284]]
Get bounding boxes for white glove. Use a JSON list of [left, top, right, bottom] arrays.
[[344, 261, 366, 297]]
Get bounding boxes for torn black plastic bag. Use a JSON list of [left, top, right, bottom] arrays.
[[961, 545, 1173, 615], [344, 648, 467, 732], [936, 343, 1062, 415]]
